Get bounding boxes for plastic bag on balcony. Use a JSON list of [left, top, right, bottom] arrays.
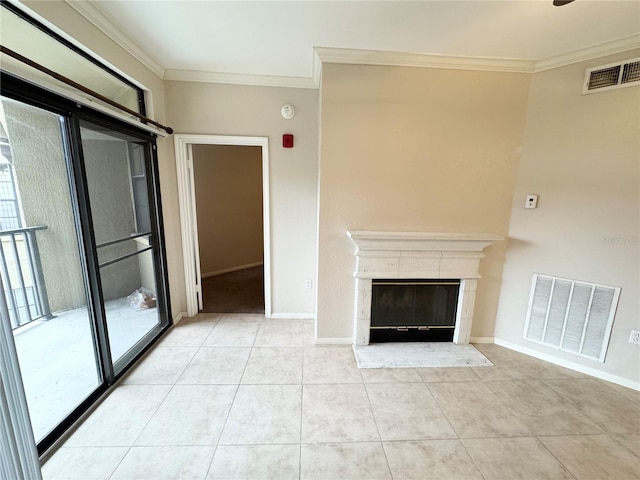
[[127, 287, 157, 310]]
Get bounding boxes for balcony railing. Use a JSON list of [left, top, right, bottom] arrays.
[[0, 225, 53, 329]]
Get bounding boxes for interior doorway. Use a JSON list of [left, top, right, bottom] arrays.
[[174, 135, 271, 318], [191, 144, 264, 314]]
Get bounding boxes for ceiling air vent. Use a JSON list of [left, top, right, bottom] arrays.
[[583, 58, 640, 94]]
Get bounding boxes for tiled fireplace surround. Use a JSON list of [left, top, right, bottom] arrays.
[[347, 231, 502, 346]]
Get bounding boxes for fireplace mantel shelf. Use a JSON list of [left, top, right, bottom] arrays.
[[347, 231, 503, 253]]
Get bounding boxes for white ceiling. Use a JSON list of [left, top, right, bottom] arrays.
[[81, 0, 640, 81]]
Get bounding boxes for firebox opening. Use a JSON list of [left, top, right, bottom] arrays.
[[370, 279, 460, 343]]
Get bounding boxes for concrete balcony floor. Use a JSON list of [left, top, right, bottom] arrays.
[[13, 297, 158, 442]]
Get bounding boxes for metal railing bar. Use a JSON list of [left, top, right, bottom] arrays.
[[0, 242, 19, 328], [0, 226, 47, 235], [9, 233, 33, 325], [95, 232, 151, 249], [98, 246, 153, 269], [23, 230, 41, 316], [24, 230, 53, 319]]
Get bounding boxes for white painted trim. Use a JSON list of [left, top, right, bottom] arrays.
[[175, 138, 198, 317], [201, 262, 264, 279], [314, 47, 535, 73], [269, 313, 315, 320], [62, 0, 165, 78], [470, 336, 495, 344], [495, 338, 640, 392], [312, 49, 323, 87], [174, 134, 272, 318], [172, 312, 186, 325], [164, 69, 317, 89], [186, 143, 204, 311], [534, 34, 640, 73], [314, 337, 353, 345]]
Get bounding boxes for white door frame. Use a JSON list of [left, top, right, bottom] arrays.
[[174, 134, 271, 318]]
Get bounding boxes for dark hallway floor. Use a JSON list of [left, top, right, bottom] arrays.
[[200, 266, 265, 314]]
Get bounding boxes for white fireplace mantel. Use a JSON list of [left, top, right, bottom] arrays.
[[347, 231, 502, 346]]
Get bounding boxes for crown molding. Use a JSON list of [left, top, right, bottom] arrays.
[[312, 49, 323, 87], [533, 34, 640, 72], [64, 0, 165, 79], [314, 47, 536, 74], [56, 2, 640, 85], [163, 69, 318, 89]]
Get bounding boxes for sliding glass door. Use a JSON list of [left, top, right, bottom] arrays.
[[79, 121, 166, 375], [0, 96, 102, 446], [0, 73, 171, 454]]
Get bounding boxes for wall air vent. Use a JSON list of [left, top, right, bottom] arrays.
[[523, 274, 620, 362], [583, 58, 640, 94]]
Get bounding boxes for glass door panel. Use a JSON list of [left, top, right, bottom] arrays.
[[79, 121, 162, 369], [0, 96, 101, 443]]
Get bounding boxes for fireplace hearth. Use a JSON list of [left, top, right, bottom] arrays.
[[347, 231, 502, 346]]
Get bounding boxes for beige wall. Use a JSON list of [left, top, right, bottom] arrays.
[[317, 64, 531, 340], [192, 144, 263, 275], [494, 51, 640, 385], [165, 82, 318, 315], [24, 0, 185, 319]]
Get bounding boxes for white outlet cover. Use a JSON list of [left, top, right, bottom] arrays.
[[525, 194, 538, 209], [629, 329, 640, 345]]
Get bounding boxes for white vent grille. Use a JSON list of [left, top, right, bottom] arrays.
[[622, 61, 640, 84], [524, 274, 620, 362], [583, 58, 640, 94]]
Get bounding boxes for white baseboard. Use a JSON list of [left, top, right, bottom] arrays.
[[495, 338, 640, 391], [269, 313, 315, 320], [470, 336, 495, 344], [315, 337, 353, 345], [173, 312, 187, 324], [201, 262, 264, 278]]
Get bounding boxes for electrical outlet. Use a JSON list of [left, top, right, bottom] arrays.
[[525, 194, 538, 209], [304, 279, 312, 289], [629, 329, 640, 345]]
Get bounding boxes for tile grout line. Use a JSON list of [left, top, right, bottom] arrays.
[[361, 379, 393, 479], [81, 315, 221, 480], [533, 434, 579, 480], [299, 348, 305, 480], [185, 315, 223, 480], [423, 382, 489, 480], [457, 438, 488, 480], [203, 319, 258, 479], [422, 382, 462, 440]]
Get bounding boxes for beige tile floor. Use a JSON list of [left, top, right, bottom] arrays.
[[42, 313, 640, 480]]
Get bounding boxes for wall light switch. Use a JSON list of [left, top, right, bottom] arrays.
[[525, 194, 538, 209], [304, 279, 312, 289]]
